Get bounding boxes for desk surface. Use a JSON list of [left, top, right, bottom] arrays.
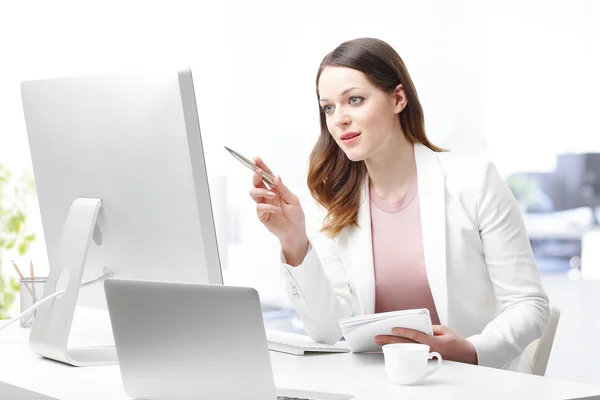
[[1, 307, 600, 400]]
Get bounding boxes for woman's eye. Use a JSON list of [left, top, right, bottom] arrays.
[[350, 96, 363, 105], [322, 105, 334, 114]]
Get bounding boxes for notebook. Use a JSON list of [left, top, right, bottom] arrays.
[[339, 308, 433, 353]]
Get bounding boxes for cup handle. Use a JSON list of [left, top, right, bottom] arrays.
[[423, 351, 442, 379]]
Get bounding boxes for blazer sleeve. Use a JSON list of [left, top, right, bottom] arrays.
[[279, 199, 354, 344], [466, 160, 550, 368]]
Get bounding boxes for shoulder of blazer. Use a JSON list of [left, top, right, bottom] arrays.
[[434, 150, 501, 220]]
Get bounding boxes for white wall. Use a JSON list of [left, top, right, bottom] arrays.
[[482, 0, 600, 175], [0, 1, 599, 307]]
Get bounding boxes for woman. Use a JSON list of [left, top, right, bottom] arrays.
[[248, 37, 549, 370]]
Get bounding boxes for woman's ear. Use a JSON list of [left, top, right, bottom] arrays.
[[392, 84, 408, 113]]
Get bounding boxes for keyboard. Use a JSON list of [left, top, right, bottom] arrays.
[[266, 328, 350, 356]]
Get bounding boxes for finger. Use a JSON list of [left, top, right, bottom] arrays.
[[374, 335, 416, 346], [432, 325, 449, 336], [257, 203, 282, 214], [390, 327, 434, 346], [253, 157, 275, 176], [252, 169, 267, 190], [249, 187, 277, 204], [274, 175, 299, 205]]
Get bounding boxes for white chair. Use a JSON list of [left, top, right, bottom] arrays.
[[514, 305, 561, 376]]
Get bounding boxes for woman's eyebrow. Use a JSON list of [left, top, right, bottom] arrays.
[[319, 87, 363, 102]]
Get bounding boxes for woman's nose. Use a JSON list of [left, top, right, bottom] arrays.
[[334, 109, 351, 127]]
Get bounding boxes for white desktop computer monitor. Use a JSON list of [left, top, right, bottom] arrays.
[[20, 67, 223, 366]]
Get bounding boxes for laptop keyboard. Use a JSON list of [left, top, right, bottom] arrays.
[[276, 388, 351, 399], [277, 397, 311, 400]]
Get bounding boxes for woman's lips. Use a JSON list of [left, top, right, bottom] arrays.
[[341, 132, 361, 145], [341, 132, 361, 141]]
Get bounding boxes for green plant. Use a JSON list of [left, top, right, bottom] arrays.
[[0, 163, 37, 319], [0, 274, 20, 319]]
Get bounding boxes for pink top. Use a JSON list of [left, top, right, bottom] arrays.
[[370, 173, 441, 325]]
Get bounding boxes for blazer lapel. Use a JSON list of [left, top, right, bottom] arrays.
[[414, 143, 448, 325], [346, 175, 376, 315]]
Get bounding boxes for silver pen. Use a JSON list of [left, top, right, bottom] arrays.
[[224, 146, 275, 188]]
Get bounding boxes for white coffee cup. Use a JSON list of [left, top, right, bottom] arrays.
[[382, 343, 442, 385]]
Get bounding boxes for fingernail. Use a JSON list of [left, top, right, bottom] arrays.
[[375, 339, 383, 345], [266, 191, 276, 199]]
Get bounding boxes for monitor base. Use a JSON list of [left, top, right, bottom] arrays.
[[29, 198, 118, 367]]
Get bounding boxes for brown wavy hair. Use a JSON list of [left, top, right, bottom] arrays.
[[308, 38, 444, 238]]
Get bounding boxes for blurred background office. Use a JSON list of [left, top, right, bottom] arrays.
[[1, 0, 599, 386]]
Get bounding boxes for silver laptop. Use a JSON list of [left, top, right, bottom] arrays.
[[104, 279, 353, 400]]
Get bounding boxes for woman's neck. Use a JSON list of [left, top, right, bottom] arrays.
[[364, 132, 416, 203]]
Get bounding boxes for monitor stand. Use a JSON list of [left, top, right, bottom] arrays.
[[29, 198, 118, 367]]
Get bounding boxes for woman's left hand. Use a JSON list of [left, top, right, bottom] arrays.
[[374, 325, 478, 365]]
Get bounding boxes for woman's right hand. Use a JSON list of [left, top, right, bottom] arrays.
[[249, 157, 309, 265]]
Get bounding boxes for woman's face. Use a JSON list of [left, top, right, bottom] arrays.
[[318, 66, 405, 162]]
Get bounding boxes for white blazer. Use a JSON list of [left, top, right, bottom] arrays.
[[281, 143, 550, 370]]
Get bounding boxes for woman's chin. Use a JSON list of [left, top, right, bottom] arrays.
[[343, 149, 366, 163]]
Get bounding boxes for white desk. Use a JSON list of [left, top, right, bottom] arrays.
[[1, 307, 600, 400]]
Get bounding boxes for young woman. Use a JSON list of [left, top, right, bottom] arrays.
[[248, 37, 549, 370]]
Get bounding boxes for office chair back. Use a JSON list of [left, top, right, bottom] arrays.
[[515, 305, 561, 376]]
